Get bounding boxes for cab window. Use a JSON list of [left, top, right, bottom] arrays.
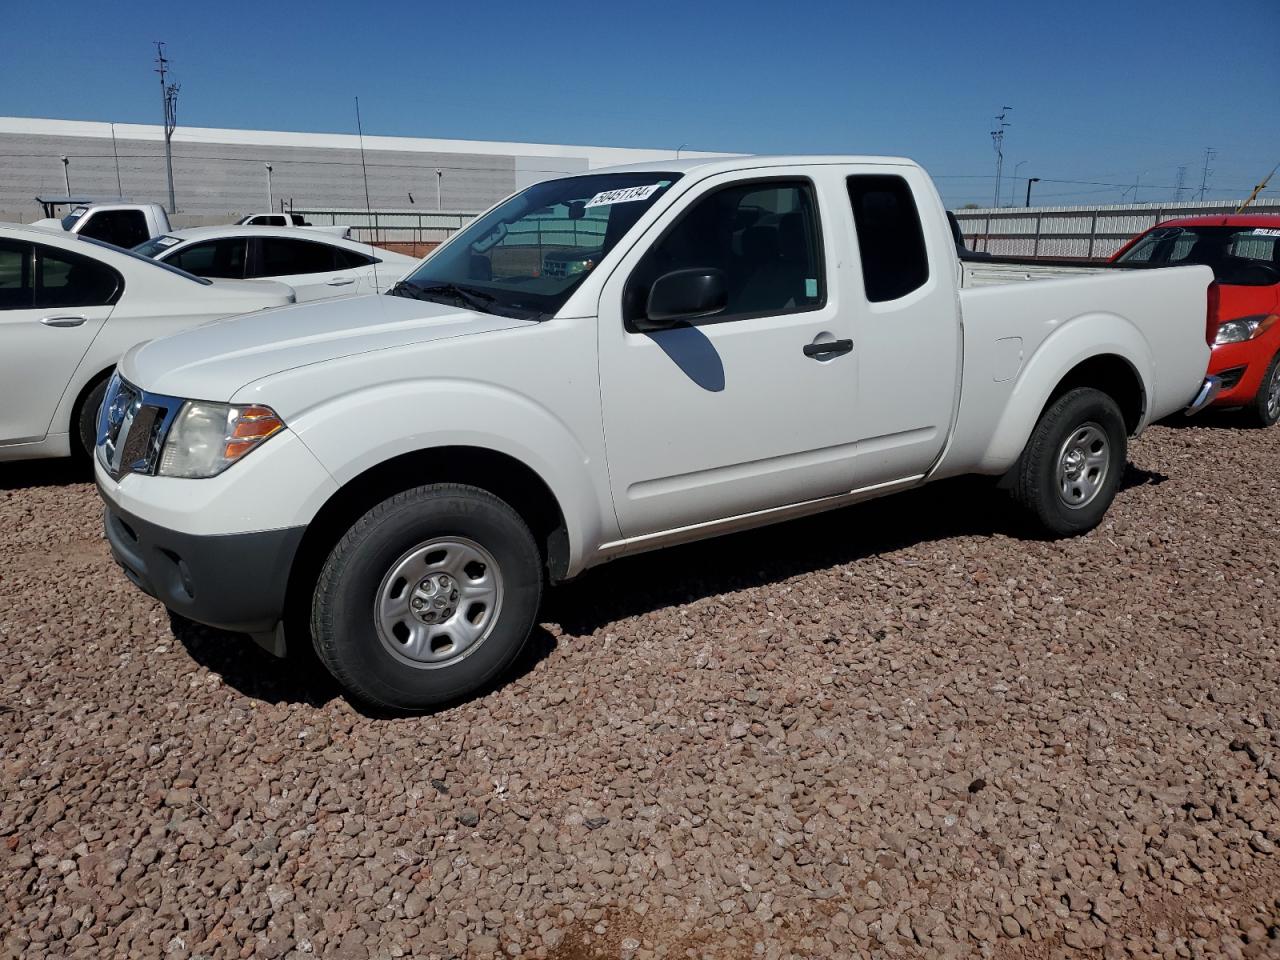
[[847, 175, 929, 303], [624, 179, 824, 327]]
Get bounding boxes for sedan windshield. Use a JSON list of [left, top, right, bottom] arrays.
[[1116, 225, 1280, 285], [390, 172, 681, 319]]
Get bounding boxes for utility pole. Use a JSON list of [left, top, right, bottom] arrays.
[[1173, 165, 1187, 203], [990, 107, 1011, 208], [1198, 147, 1216, 202], [155, 42, 180, 214]]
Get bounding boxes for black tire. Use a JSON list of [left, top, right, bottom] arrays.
[[311, 483, 543, 711], [73, 376, 110, 461], [1011, 387, 1127, 536], [1247, 351, 1280, 428]]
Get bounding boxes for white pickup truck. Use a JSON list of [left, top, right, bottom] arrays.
[[94, 155, 1217, 710], [33, 201, 171, 249]]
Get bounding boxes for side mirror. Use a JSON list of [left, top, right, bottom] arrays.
[[636, 268, 727, 332]]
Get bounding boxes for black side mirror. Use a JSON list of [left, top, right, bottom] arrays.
[[636, 268, 727, 332]]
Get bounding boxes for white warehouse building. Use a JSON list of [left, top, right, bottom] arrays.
[[0, 116, 728, 225]]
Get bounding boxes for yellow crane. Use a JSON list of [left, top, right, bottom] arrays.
[[1236, 162, 1279, 212]]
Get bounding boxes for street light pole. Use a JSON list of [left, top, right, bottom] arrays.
[[1011, 161, 1027, 207], [1025, 177, 1040, 207], [60, 156, 70, 197], [435, 169, 443, 210], [265, 163, 273, 209]]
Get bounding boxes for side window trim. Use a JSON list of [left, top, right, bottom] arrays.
[[622, 175, 827, 331]]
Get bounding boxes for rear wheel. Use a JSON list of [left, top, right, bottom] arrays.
[[73, 376, 110, 461], [310, 483, 542, 711], [1011, 387, 1127, 536], [1247, 352, 1280, 427]]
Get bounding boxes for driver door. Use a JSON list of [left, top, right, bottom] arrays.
[[596, 170, 861, 539]]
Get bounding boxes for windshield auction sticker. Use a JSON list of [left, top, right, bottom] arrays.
[[585, 184, 662, 208]]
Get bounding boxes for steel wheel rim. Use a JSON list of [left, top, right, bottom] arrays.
[[1267, 363, 1280, 419], [1056, 421, 1110, 510], [374, 537, 504, 669]]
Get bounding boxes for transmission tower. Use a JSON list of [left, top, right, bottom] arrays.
[[1173, 166, 1187, 203], [1198, 147, 1216, 202], [990, 106, 1011, 208], [155, 42, 180, 214]]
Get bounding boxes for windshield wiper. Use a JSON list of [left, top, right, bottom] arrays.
[[390, 280, 496, 313]]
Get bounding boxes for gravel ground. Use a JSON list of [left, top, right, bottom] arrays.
[[2, 418, 1279, 960]]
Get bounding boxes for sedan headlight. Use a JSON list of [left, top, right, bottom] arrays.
[[157, 402, 285, 478], [1214, 314, 1277, 345]]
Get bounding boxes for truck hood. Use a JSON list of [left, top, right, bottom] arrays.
[[120, 293, 529, 401]]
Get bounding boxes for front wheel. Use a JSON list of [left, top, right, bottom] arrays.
[[1247, 352, 1280, 428], [1010, 387, 1127, 536], [311, 483, 543, 711]]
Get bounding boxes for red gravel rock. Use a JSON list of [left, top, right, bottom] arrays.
[[1, 423, 1279, 958]]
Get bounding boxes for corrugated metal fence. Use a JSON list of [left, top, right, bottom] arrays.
[[952, 198, 1280, 260], [303, 199, 1280, 262]]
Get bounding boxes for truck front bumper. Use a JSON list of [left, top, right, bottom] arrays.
[[101, 492, 305, 639]]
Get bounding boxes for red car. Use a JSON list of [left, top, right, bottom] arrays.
[[1111, 214, 1280, 426]]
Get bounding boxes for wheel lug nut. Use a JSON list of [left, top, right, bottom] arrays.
[[412, 599, 424, 610]]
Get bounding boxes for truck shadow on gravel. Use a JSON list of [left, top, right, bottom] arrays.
[[544, 468, 1164, 638], [168, 612, 559, 717], [0, 459, 92, 490], [167, 467, 1161, 713]]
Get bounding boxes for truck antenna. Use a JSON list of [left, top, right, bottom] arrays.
[[354, 97, 380, 289]]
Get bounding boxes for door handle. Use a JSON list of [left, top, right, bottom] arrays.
[[803, 338, 853, 359], [41, 315, 88, 328], [326, 277, 356, 286]]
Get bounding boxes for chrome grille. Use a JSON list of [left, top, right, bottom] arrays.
[[96, 374, 184, 479]]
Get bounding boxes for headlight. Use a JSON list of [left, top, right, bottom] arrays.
[[1214, 314, 1277, 345], [157, 402, 285, 478]]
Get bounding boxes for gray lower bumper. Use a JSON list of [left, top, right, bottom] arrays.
[[102, 495, 305, 638], [1185, 375, 1223, 416]]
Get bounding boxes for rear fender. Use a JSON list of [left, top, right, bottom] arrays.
[[976, 313, 1153, 473]]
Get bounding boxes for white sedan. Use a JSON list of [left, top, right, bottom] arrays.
[[0, 223, 295, 463], [133, 226, 420, 302]]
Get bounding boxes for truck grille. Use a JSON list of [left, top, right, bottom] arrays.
[[96, 374, 184, 479]]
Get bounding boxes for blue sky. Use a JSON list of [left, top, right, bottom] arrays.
[[4, 0, 1278, 207]]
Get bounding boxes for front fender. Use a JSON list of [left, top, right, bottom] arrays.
[[283, 379, 617, 577], [976, 313, 1153, 473]]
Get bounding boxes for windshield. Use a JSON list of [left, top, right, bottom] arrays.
[[60, 206, 88, 230], [391, 172, 681, 319], [1117, 224, 1280, 285], [132, 235, 183, 258]]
